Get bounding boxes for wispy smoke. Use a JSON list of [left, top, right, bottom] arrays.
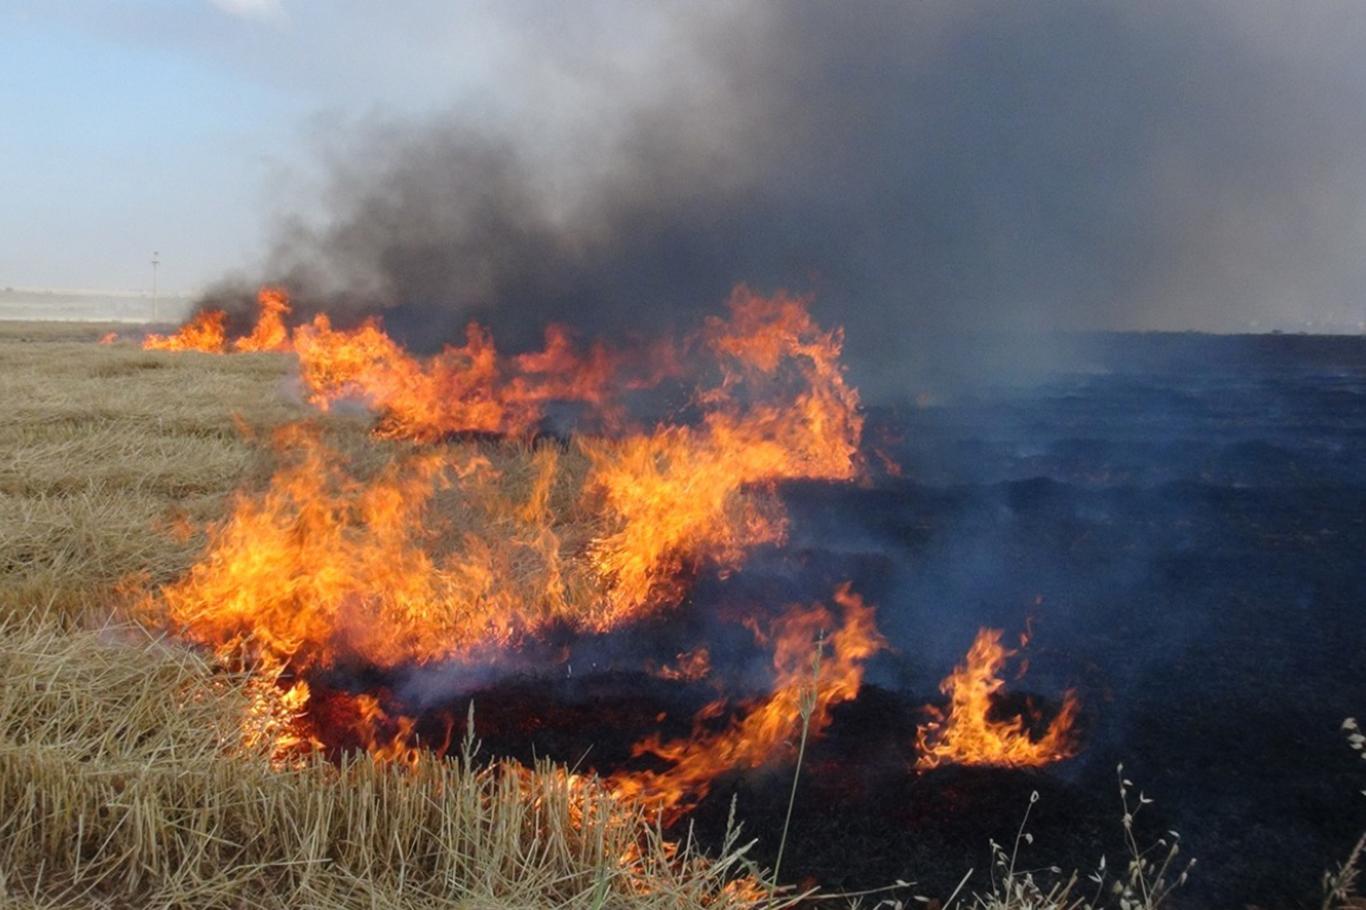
[[210, 0, 1366, 368]]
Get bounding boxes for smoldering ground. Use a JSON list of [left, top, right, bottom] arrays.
[[200, 0, 1366, 388]]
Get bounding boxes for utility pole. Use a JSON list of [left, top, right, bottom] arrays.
[[151, 251, 160, 323]]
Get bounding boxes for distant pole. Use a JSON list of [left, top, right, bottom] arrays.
[[151, 251, 160, 322]]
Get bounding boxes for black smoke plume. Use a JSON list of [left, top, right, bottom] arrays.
[[204, 0, 1366, 385]]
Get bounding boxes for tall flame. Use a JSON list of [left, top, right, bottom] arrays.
[[916, 627, 1079, 770], [232, 287, 293, 352], [145, 425, 600, 672], [581, 287, 862, 615]]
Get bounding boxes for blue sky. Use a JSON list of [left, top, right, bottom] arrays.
[[0, 1, 522, 292]]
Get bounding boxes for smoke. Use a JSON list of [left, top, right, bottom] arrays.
[[211, 0, 1366, 378]]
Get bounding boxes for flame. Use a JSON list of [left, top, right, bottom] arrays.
[[238, 657, 323, 764], [139, 284, 883, 811], [915, 627, 1079, 770], [609, 584, 885, 821], [292, 315, 676, 441], [97, 331, 118, 345], [232, 287, 292, 352], [143, 424, 609, 673], [146, 287, 864, 652], [143, 309, 228, 352], [294, 316, 541, 439], [581, 287, 862, 616]]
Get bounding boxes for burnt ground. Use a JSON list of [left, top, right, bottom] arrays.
[[321, 333, 1366, 908], [762, 333, 1366, 907]]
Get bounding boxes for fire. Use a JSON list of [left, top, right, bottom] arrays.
[[609, 584, 885, 821], [138, 286, 872, 779], [916, 627, 1079, 769], [136, 280, 1082, 819], [296, 317, 559, 439], [232, 287, 292, 352], [292, 315, 684, 441], [141, 287, 288, 354], [97, 331, 118, 345], [146, 286, 864, 651], [581, 287, 862, 616], [143, 308, 228, 352], [144, 425, 598, 673]]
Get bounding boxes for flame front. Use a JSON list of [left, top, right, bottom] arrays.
[[137, 283, 1080, 812], [581, 288, 862, 615], [140, 286, 874, 776], [915, 627, 1079, 770]]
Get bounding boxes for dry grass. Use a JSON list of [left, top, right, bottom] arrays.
[[0, 328, 773, 910], [0, 610, 767, 909]]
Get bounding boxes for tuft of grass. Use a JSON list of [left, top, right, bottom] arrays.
[[1321, 718, 1366, 910], [770, 633, 823, 900], [906, 768, 1196, 910]]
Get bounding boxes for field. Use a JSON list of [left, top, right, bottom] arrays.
[[2, 322, 1364, 910], [0, 324, 769, 910]]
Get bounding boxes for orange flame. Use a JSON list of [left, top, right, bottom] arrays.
[[140, 285, 881, 806], [232, 287, 293, 352], [97, 331, 119, 345], [581, 287, 862, 616], [147, 287, 865, 654], [143, 424, 608, 673], [143, 309, 228, 352], [916, 627, 1079, 770], [291, 315, 677, 440], [609, 584, 885, 821]]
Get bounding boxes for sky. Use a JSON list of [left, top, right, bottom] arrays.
[[2, 1, 1365, 334], [0, 1, 522, 293]]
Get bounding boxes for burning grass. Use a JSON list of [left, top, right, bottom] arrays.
[[0, 327, 776, 909], [0, 306, 1134, 909], [4, 318, 1364, 909], [0, 611, 769, 909]]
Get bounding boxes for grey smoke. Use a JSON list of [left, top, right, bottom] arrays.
[[210, 0, 1366, 377]]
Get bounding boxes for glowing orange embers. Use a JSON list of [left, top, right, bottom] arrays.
[[916, 627, 1079, 770]]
